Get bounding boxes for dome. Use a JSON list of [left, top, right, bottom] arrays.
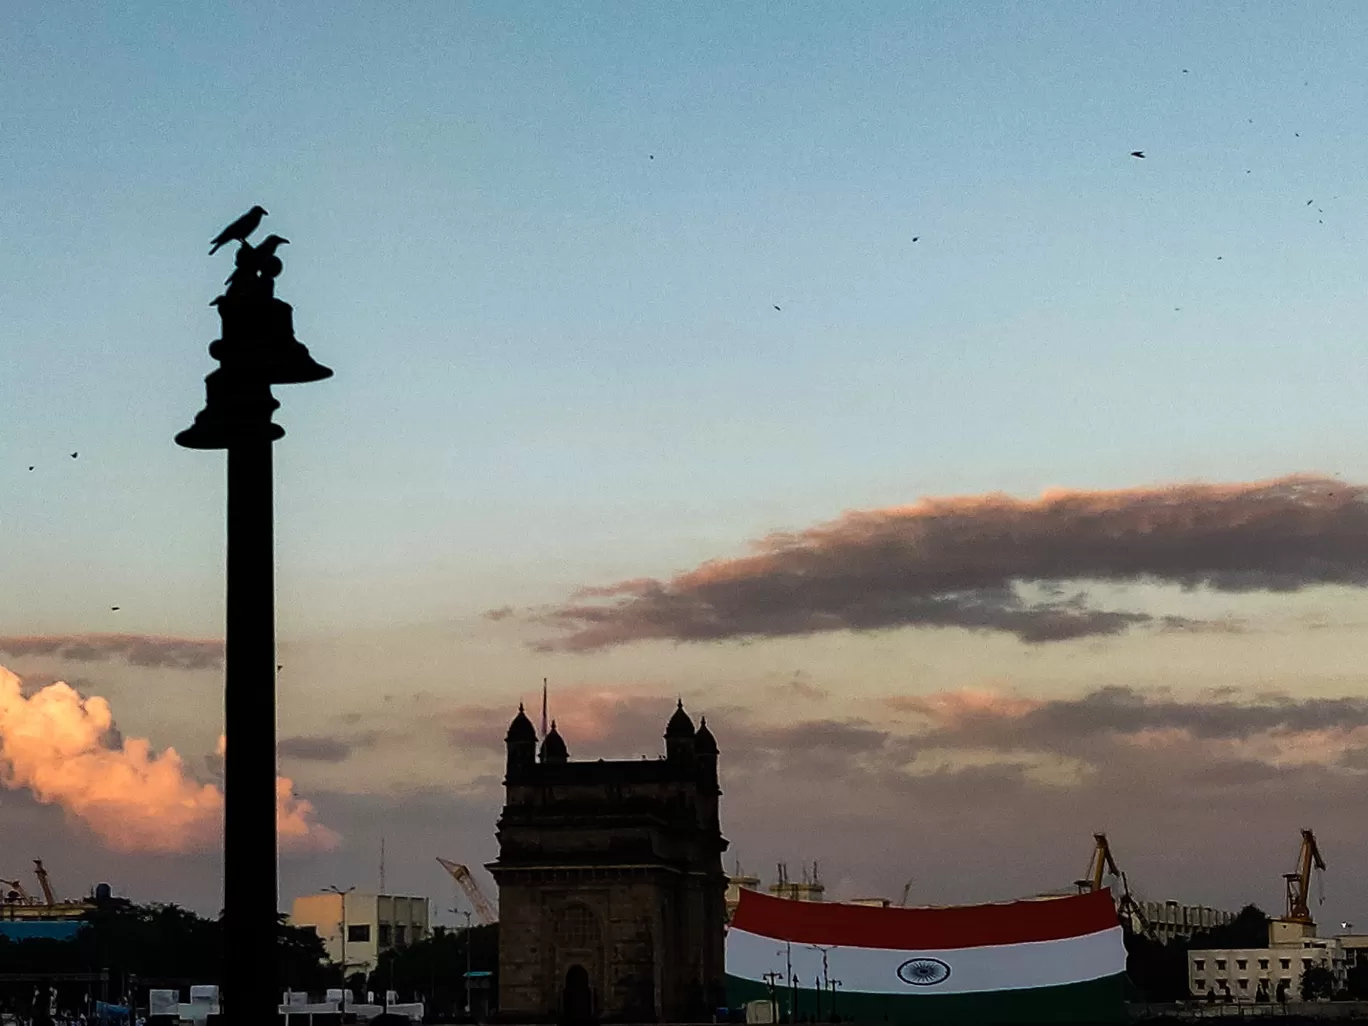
[[506, 703, 537, 743], [665, 698, 695, 738], [694, 716, 718, 755], [541, 721, 568, 763]]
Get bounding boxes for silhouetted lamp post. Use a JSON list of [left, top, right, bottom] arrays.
[[177, 209, 332, 1024]]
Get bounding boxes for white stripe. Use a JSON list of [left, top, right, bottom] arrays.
[[726, 925, 1126, 995]]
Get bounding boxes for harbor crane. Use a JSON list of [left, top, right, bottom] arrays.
[[1283, 828, 1325, 923], [0, 879, 35, 905], [436, 858, 498, 925], [1075, 833, 1150, 936], [32, 860, 55, 906]]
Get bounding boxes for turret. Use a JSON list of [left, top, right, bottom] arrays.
[[695, 716, 718, 768], [540, 720, 568, 765], [665, 699, 696, 762], [505, 703, 537, 779]]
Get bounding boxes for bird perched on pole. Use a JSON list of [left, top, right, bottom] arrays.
[[209, 206, 268, 254]]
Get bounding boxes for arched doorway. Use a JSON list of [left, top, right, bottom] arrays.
[[562, 964, 594, 1025]]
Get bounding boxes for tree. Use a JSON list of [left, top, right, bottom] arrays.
[[277, 913, 334, 994], [1300, 964, 1334, 1001], [366, 924, 497, 1019], [1194, 905, 1270, 950], [0, 900, 336, 1008], [1344, 956, 1368, 999]]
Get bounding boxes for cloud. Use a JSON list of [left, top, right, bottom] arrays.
[[278, 734, 380, 764], [532, 475, 1363, 649], [769, 671, 829, 702], [0, 665, 337, 854], [0, 634, 223, 671], [412, 682, 1368, 920]]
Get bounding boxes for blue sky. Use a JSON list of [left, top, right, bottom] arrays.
[[5, 2, 1368, 919]]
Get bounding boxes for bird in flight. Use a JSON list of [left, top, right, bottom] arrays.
[[209, 206, 268, 255], [912, 236, 920, 242], [1130, 151, 1145, 158], [773, 305, 781, 311], [27, 466, 33, 471], [110, 606, 120, 612], [69, 452, 77, 459]]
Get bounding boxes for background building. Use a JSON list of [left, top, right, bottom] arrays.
[[1139, 900, 1235, 944], [290, 892, 430, 974], [490, 701, 727, 1023], [1187, 937, 1346, 1002]]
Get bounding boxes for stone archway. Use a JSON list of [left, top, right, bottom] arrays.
[[562, 963, 594, 1025]]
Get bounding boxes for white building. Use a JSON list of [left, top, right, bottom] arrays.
[[1188, 936, 1347, 1002], [290, 892, 430, 974]]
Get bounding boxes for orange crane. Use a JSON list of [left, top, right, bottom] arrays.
[[1283, 828, 1325, 923], [1075, 833, 1150, 935], [1075, 833, 1122, 894], [32, 860, 55, 906], [0, 879, 36, 905], [436, 858, 497, 925]]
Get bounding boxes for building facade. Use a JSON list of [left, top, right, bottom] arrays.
[[290, 892, 431, 974], [489, 701, 728, 1024], [1139, 900, 1235, 944], [1187, 938, 1347, 1002]]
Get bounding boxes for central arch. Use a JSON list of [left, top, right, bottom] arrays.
[[562, 963, 594, 1025]]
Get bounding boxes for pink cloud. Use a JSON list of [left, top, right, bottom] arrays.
[[0, 665, 336, 854]]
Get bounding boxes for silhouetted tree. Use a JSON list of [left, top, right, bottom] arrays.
[[0, 901, 334, 1008], [1194, 905, 1270, 949], [1301, 964, 1334, 1001], [366, 924, 497, 1018], [1344, 956, 1368, 999]]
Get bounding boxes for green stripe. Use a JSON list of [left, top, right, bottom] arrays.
[[726, 972, 1127, 1025]]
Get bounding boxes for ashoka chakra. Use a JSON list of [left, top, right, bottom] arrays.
[[897, 957, 951, 987]]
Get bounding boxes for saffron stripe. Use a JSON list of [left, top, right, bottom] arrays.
[[729, 887, 1117, 950]]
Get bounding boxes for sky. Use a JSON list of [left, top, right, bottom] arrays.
[[6, 1, 1368, 929]]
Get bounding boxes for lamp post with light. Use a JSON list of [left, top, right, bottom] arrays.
[[326, 885, 356, 1016]]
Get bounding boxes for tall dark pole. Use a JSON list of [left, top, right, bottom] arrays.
[[178, 210, 331, 1025], [224, 435, 277, 1022]]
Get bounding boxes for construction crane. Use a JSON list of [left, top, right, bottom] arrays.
[[0, 880, 35, 905], [436, 858, 497, 925], [1283, 828, 1326, 923], [1074, 833, 1150, 936], [32, 860, 55, 906], [1075, 833, 1123, 894]]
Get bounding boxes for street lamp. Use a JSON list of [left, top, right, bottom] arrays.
[[452, 907, 474, 1020], [326, 886, 356, 1016]]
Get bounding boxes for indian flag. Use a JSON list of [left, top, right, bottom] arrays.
[[726, 888, 1126, 1024]]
